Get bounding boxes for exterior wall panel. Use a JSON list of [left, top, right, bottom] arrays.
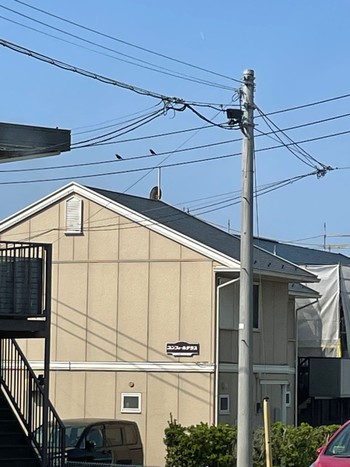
[[148, 262, 180, 361], [180, 262, 213, 362], [118, 263, 149, 361], [87, 202, 119, 261], [55, 263, 88, 361], [119, 218, 149, 260], [54, 372, 86, 419], [150, 230, 181, 260], [146, 372, 179, 457], [178, 373, 214, 425], [85, 372, 116, 418], [87, 263, 118, 361]]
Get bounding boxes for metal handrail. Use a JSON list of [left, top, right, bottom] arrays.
[[0, 338, 65, 466], [0, 241, 51, 318]]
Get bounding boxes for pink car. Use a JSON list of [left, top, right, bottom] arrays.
[[311, 421, 350, 466]]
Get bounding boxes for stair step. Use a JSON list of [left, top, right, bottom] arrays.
[[0, 432, 28, 445], [0, 458, 40, 467], [0, 420, 21, 433], [0, 444, 33, 458]]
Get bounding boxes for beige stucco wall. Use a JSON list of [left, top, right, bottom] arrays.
[[1, 195, 216, 466], [219, 280, 292, 365], [218, 280, 296, 426]]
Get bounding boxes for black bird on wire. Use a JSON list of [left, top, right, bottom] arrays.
[[149, 149, 156, 156], [115, 154, 123, 160]]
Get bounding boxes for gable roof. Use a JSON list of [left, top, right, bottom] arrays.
[[254, 237, 350, 266], [0, 182, 317, 283], [288, 282, 321, 299]]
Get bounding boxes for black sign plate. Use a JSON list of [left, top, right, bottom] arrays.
[[166, 341, 200, 357]]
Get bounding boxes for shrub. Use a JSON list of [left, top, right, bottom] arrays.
[[164, 415, 339, 467]]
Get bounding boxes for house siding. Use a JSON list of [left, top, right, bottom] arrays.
[[0, 190, 299, 465], [218, 280, 295, 427]]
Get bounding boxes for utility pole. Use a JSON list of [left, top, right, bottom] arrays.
[[237, 69, 255, 467]]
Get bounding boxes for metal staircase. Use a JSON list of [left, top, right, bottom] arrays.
[[0, 338, 65, 466], [0, 388, 40, 467], [0, 241, 65, 466]]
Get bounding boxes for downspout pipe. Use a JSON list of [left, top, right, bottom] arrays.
[[295, 299, 319, 426], [215, 277, 240, 425]]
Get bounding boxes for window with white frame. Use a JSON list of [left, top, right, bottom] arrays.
[[65, 196, 83, 234], [219, 394, 230, 414], [121, 393, 141, 413]]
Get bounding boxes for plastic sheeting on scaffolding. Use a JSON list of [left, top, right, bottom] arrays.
[[297, 264, 345, 358]]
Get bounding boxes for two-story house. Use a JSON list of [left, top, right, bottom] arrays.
[[0, 182, 317, 466]]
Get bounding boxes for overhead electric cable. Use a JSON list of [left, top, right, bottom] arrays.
[[0, 6, 235, 91], [179, 171, 318, 216], [76, 171, 321, 231], [122, 109, 224, 194], [1, 124, 350, 174], [74, 110, 350, 147], [0, 152, 242, 184], [74, 123, 211, 140], [0, 136, 341, 186], [72, 102, 162, 132], [265, 93, 350, 116], [13, 0, 243, 84], [0, 37, 185, 102], [256, 106, 330, 170], [71, 107, 166, 146]]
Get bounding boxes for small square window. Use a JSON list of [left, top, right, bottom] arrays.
[[121, 393, 141, 413], [219, 394, 230, 414]]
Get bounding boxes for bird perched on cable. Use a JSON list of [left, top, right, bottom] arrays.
[[115, 154, 123, 160], [149, 149, 156, 156]]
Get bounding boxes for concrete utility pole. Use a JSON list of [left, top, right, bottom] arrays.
[[237, 69, 255, 467]]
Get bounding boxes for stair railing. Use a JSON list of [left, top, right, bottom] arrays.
[[0, 337, 65, 467]]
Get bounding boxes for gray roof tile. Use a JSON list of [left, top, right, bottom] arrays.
[[86, 186, 316, 283]]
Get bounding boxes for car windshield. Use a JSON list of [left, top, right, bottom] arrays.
[[325, 424, 350, 457], [33, 423, 86, 448], [64, 425, 87, 448]]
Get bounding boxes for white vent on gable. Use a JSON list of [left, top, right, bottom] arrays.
[[65, 196, 83, 234]]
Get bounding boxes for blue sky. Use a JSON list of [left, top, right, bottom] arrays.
[[1, 0, 350, 252]]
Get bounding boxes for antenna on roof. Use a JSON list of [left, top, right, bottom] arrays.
[[149, 167, 162, 200], [149, 186, 162, 200]]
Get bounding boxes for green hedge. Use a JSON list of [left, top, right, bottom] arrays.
[[164, 415, 339, 467]]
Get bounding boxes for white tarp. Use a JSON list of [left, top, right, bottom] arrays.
[[340, 265, 350, 356], [297, 265, 340, 357]]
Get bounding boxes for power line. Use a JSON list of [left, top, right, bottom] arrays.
[[13, 0, 243, 84], [71, 108, 350, 147], [73, 109, 350, 149], [0, 37, 185, 102], [1, 122, 350, 176], [0, 133, 342, 186], [0, 111, 349, 176], [121, 109, 224, 194], [71, 107, 167, 147], [194, 172, 317, 216], [265, 92, 350, 116], [65, 172, 320, 232], [0, 6, 235, 91], [256, 106, 329, 170], [75, 123, 213, 141], [72, 103, 165, 134]]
